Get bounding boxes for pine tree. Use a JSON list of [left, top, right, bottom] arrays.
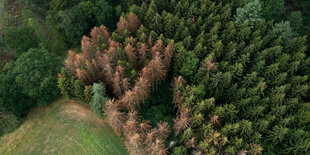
[[113, 71, 122, 97], [127, 12, 140, 34], [90, 83, 108, 118], [104, 99, 126, 135], [156, 122, 170, 140], [234, 0, 263, 27], [173, 108, 191, 135], [145, 0, 157, 29], [125, 43, 137, 67], [147, 52, 166, 91], [138, 43, 149, 67]]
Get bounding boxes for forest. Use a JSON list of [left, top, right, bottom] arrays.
[[0, 0, 310, 154]]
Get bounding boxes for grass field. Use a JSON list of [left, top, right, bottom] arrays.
[[0, 98, 128, 155]]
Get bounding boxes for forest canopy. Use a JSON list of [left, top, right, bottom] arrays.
[[0, 0, 310, 154]]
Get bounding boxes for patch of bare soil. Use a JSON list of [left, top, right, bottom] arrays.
[[61, 100, 105, 126]]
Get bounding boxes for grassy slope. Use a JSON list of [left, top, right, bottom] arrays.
[[0, 98, 128, 155]]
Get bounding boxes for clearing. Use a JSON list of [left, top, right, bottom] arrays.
[[0, 98, 128, 155]]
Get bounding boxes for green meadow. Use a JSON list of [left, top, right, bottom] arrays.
[[0, 98, 128, 155]]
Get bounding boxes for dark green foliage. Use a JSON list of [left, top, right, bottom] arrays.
[[0, 64, 34, 117], [140, 81, 174, 126], [179, 51, 199, 82], [0, 111, 20, 136], [84, 85, 92, 104], [73, 79, 85, 101], [171, 145, 188, 155], [58, 4, 92, 45], [2, 26, 39, 56], [45, 11, 68, 55], [292, 0, 310, 17], [19, 0, 50, 16], [130, 0, 310, 154], [90, 83, 108, 118], [50, 0, 82, 11], [58, 67, 87, 101], [13, 48, 61, 106], [234, 0, 263, 27], [261, 0, 285, 22], [0, 48, 60, 117], [58, 0, 115, 45], [288, 11, 303, 34], [95, 0, 115, 29], [58, 67, 74, 99], [129, 4, 141, 16], [2, 0, 310, 154]]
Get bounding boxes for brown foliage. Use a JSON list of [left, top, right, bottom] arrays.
[[63, 23, 177, 155], [144, 129, 157, 147], [128, 110, 139, 122], [64, 50, 77, 75], [113, 71, 122, 97], [106, 46, 119, 64], [171, 76, 186, 89], [122, 78, 131, 92], [133, 77, 151, 104], [238, 150, 248, 155], [104, 99, 125, 135], [205, 60, 217, 71], [116, 65, 125, 79], [138, 120, 151, 134], [117, 16, 127, 35], [121, 76, 151, 110], [82, 26, 110, 60], [125, 43, 137, 66], [127, 12, 140, 34], [210, 115, 220, 126], [117, 13, 140, 35], [191, 17, 195, 24], [81, 36, 95, 60], [156, 122, 170, 140], [138, 43, 149, 67], [123, 115, 139, 138], [146, 139, 168, 155], [173, 90, 183, 110], [173, 108, 191, 135], [147, 52, 166, 91], [147, 36, 153, 47], [171, 76, 186, 109], [163, 44, 174, 70], [129, 36, 137, 47], [120, 90, 139, 110], [90, 26, 110, 46], [151, 40, 164, 56], [65, 26, 117, 84], [101, 54, 114, 85], [185, 137, 197, 149], [125, 133, 144, 155], [140, 67, 151, 81]]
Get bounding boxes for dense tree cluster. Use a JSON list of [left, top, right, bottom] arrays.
[[56, 0, 116, 45], [0, 48, 61, 117], [59, 13, 175, 154], [124, 0, 310, 154], [59, 0, 310, 154]]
